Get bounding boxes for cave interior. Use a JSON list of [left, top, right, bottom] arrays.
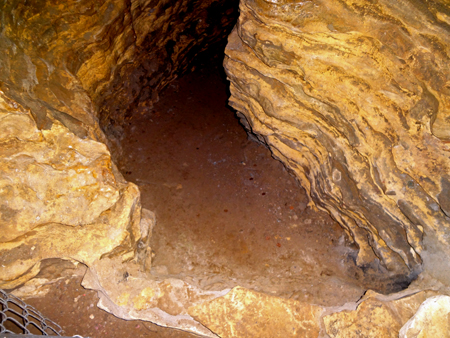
[[2, 0, 450, 337]]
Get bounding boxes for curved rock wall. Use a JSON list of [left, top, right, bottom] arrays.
[[224, 0, 450, 283], [0, 0, 237, 289], [1, 0, 238, 150]]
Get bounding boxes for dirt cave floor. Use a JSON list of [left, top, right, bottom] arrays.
[[23, 55, 379, 337]]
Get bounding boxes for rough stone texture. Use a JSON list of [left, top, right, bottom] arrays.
[[82, 256, 229, 337], [0, 0, 240, 334], [2, 0, 450, 336], [0, 89, 146, 289], [224, 0, 450, 284], [399, 295, 450, 338], [93, 0, 240, 145], [0, 0, 237, 290], [188, 286, 323, 338], [0, 95, 119, 243], [324, 290, 442, 338], [1, 0, 238, 153]]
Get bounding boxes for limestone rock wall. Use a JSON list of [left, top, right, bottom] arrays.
[[93, 0, 239, 142], [224, 0, 450, 283], [0, 0, 237, 289], [1, 0, 238, 150]]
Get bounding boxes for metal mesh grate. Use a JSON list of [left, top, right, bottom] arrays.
[[0, 288, 62, 336]]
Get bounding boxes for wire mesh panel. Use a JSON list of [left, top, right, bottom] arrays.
[[0, 289, 62, 336]]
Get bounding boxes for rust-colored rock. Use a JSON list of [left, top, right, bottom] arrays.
[[224, 0, 450, 285]]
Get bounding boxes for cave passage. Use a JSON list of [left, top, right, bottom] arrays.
[[3, 0, 450, 336], [117, 50, 370, 306]]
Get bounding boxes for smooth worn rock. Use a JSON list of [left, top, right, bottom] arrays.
[[399, 295, 450, 338], [188, 286, 323, 338], [224, 0, 450, 286], [324, 290, 441, 338], [82, 256, 229, 337]]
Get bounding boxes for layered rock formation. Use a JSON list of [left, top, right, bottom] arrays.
[[0, 91, 145, 288], [2, 0, 450, 336], [225, 0, 450, 285], [0, 0, 238, 289]]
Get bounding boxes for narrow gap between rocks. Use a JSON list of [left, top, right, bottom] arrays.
[[6, 0, 448, 336], [117, 48, 372, 307]]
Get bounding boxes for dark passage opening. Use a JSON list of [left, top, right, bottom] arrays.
[[91, 0, 416, 318], [5, 0, 433, 337], [116, 46, 376, 307]]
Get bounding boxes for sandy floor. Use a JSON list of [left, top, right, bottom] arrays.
[[25, 275, 197, 338], [21, 54, 377, 338], [118, 56, 366, 306]]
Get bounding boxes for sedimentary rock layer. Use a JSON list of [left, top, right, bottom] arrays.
[[0, 0, 238, 152], [0, 0, 237, 289], [224, 0, 450, 282]]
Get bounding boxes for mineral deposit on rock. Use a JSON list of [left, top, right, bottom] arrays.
[[399, 295, 450, 338], [82, 256, 229, 337]]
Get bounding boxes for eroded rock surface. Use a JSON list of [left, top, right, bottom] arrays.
[[0, 0, 243, 335], [0, 88, 145, 289], [189, 286, 323, 338], [0, 0, 237, 290], [1, 0, 238, 153], [399, 295, 450, 337], [324, 290, 440, 338], [82, 257, 229, 337], [3, 0, 450, 336], [224, 0, 450, 285]]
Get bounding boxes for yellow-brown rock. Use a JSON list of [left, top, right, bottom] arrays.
[[399, 295, 450, 338], [188, 286, 323, 338], [0, 0, 237, 290], [0, 0, 238, 152], [81, 256, 230, 337], [224, 0, 450, 285], [3, 0, 450, 335], [0, 93, 119, 243], [324, 290, 441, 338], [0, 89, 145, 289]]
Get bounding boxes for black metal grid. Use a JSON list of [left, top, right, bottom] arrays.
[[0, 288, 62, 336]]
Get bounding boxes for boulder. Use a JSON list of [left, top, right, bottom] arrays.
[[399, 295, 450, 338]]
